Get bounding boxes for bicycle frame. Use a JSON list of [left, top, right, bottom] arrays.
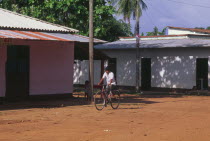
[[101, 85, 112, 106], [94, 85, 120, 110]]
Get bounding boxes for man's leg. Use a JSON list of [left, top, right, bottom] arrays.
[[108, 85, 114, 99]]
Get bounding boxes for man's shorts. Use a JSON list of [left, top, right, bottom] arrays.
[[106, 85, 117, 92]]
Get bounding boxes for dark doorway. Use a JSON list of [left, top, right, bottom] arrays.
[[196, 58, 208, 90], [6, 45, 30, 99], [108, 58, 117, 79], [141, 58, 151, 91]]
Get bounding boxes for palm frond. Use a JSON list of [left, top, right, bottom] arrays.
[[112, 0, 147, 34]]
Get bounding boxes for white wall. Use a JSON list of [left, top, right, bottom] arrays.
[[74, 60, 101, 85], [103, 50, 137, 86], [101, 48, 210, 89], [73, 50, 137, 86], [168, 28, 208, 35]]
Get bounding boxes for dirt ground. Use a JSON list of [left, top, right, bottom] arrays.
[[1, 94, 210, 141]]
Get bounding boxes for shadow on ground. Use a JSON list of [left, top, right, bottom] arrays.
[[0, 96, 90, 111], [0, 93, 184, 111], [139, 94, 184, 98]]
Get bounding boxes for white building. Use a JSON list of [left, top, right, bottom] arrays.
[[74, 27, 210, 91], [167, 26, 210, 35]]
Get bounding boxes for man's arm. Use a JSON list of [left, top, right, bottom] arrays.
[[98, 73, 106, 85], [98, 78, 104, 85]]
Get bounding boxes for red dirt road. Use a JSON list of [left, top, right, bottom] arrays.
[[1, 94, 210, 141]]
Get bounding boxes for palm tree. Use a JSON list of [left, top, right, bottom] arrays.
[[112, 0, 147, 92], [112, 0, 147, 25]]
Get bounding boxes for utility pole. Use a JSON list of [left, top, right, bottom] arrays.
[[89, 0, 94, 102], [136, 10, 140, 93]]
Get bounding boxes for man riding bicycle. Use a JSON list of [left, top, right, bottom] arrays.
[[98, 66, 116, 93], [95, 66, 120, 110]]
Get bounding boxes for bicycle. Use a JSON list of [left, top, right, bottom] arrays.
[[94, 85, 120, 111]]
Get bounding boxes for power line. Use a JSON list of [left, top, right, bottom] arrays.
[[145, 10, 156, 27], [145, 0, 171, 18], [145, 0, 196, 27], [165, 0, 210, 9]]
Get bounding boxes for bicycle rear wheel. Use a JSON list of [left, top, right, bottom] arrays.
[[110, 90, 120, 109], [94, 91, 105, 111]]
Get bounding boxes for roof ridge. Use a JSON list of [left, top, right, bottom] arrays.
[[0, 8, 79, 33]]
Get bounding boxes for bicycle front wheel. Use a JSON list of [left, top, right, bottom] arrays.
[[94, 91, 105, 111], [110, 90, 120, 109]]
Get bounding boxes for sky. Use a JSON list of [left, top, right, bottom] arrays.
[[115, 0, 210, 34]]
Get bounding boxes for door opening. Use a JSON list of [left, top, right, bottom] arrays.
[[196, 58, 208, 90], [141, 58, 151, 91], [6, 45, 30, 99]]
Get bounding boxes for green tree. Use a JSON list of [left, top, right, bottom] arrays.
[[146, 27, 166, 36], [98, 19, 133, 41], [206, 27, 210, 30], [0, 0, 132, 41], [159, 27, 167, 35]]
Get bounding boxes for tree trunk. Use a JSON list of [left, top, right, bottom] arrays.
[[136, 18, 140, 93], [89, 0, 94, 102]]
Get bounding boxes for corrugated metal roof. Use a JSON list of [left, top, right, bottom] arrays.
[[0, 30, 107, 43], [119, 34, 190, 39], [95, 39, 210, 49], [0, 8, 78, 33]]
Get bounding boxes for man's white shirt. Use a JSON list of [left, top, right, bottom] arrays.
[[102, 72, 116, 85]]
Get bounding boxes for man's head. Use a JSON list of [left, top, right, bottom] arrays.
[[105, 66, 111, 74], [85, 80, 89, 85]]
